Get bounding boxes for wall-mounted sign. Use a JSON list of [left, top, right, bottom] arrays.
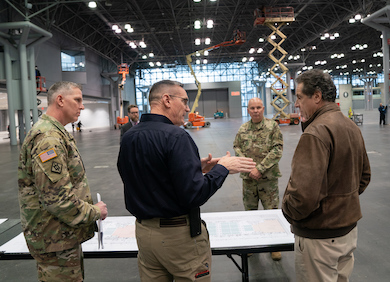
[[231, 91, 240, 96]]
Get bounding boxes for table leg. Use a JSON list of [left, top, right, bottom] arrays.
[[241, 253, 249, 282]]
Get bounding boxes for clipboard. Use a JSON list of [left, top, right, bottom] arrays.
[[97, 193, 104, 249]]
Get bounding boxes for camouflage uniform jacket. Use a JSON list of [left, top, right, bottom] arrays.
[[18, 114, 101, 254], [234, 118, 283, 180]]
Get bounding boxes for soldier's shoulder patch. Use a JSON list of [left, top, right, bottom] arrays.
[[38, 148, 57, 163], [51, 162, 62, 174]]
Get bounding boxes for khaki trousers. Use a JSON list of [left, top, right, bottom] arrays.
[[295, 226, 358, 282], [136, 217, 212, 282]]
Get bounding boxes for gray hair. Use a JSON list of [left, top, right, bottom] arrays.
[[296, 69, 337, 102], [148, 80, 184, 104], [47, 81, 82, 105]]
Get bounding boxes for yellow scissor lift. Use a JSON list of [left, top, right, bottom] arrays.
[[254, 7, 299, 125]]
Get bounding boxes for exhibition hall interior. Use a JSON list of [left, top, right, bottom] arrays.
[[1, 0, 390, 281]]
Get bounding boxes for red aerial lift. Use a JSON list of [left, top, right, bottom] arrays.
[[36, 76, 46, 93], [185, 30, 246, 128], [185, 112, 210, 129], [274, 113, 300, 125], [116, 63, 129, 126]]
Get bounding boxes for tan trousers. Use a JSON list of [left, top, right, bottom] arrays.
[[135, 217, 212, 282], [295, 226, 358, 282]]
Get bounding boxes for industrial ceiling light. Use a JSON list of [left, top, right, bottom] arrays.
[[149, 52, 154, 57], [195, 38, 201, 45], [321, 33, 339, 40], [112, 24, 118, 30], [194, 20, 201, 29], [156, 62, 161, 66], [205, 38, 211, 45], [88, 1, 97, 8], [124, 24, 134, 32], [204, 51, 209, 56], [194, 0, 201, 2], [203, 59, 207, 64], [207, 20, 213, 28]]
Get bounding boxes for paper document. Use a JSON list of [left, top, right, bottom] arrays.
[[97, 193, 104, 249]]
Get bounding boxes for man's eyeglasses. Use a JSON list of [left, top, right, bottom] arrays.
[[169, 95, 189, 106]]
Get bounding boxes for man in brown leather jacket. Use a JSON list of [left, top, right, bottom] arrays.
[[282, 69, 371, 282]]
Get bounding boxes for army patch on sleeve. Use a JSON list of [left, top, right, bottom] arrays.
[[51, 162, 62, 174], [38, 148, 58, 163]]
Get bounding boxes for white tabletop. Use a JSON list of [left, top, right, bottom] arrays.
[[0, 209, 293, 256]]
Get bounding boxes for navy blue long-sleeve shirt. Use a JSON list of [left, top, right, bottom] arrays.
[[117, 113, 229, 219]]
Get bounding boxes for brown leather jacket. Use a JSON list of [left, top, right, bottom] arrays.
[[282, 103, 371, 239]]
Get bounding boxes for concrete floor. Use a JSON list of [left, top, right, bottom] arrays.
[[0, 109, 389, 281]]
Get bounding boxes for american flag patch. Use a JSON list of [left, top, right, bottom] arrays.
[[38, 148, 58, 163]]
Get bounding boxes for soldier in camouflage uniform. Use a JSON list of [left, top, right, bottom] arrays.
[[233, 97, 283, 260], [18, 81, 108, 281]]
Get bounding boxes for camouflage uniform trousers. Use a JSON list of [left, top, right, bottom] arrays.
[[32, 244, 84, 282], [243, 178, 279, 210]]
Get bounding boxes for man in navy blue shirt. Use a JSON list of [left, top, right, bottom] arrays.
[[118, 80, 255, 282], [378, 102, 387, 125]]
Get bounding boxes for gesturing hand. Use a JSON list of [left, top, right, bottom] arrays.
[[217, 151, 256, 174]]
